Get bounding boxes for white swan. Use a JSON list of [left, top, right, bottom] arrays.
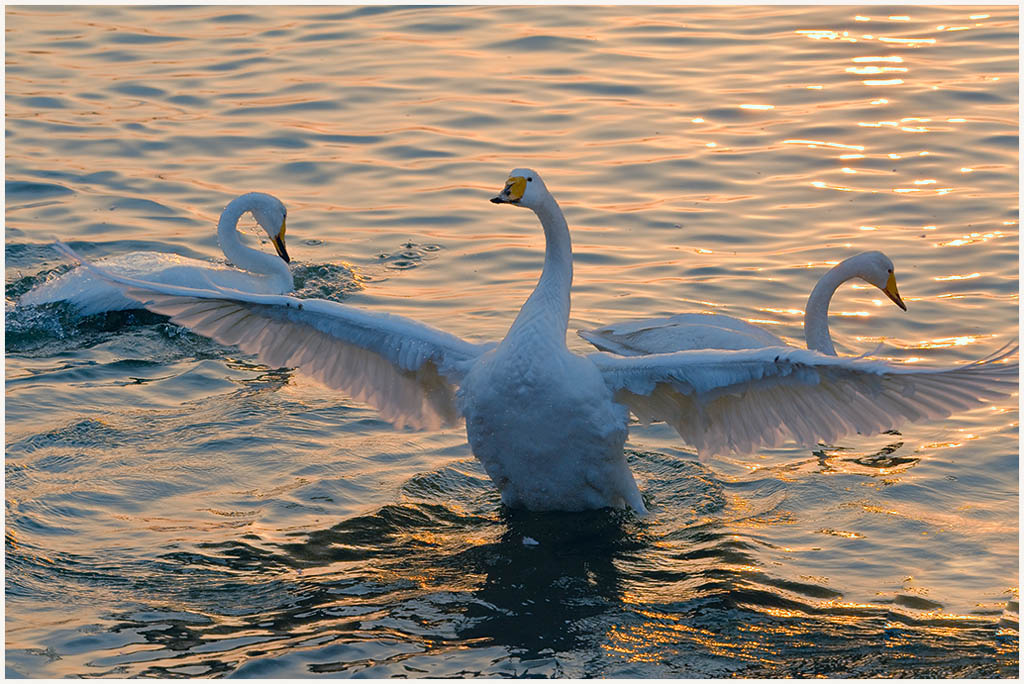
[[20, 192, 292, 316], [579, 251, 907, 357], [51, 170, 1017, 514]]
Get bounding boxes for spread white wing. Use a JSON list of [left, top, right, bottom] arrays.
[[591, 345, 1018, 456], [54, 242, 493, 430]]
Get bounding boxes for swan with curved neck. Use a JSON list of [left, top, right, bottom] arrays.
[[20, 192, 292, 316], [51, 169, 1017, 513], [580, 251, 906, 357], [213, 192, 292, 289], [803, 251, 905, 355]]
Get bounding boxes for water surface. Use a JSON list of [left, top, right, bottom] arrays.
[[5, 4, 1019, 677]]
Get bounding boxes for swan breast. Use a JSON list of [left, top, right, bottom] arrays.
[[458, 345, 635, 511]]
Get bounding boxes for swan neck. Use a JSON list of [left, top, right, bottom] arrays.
[[803, 262, 854, 355], [537, 196, 573, 289], [216, 197, 293, 290], [507, 194, 573, 344]]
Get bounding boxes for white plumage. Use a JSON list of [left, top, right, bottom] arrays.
[[579, 251, 907, 356], [591, 344, 1016, 457], [107, 285, 490, 431], [580, 313, 786, 355], [20, 192, 293, 316], [52, 170, 1018, 514]]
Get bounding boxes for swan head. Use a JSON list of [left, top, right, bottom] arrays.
[[855, 251, 906, 311], [490, 168, 550, 209], [244, 192, 290, 263]]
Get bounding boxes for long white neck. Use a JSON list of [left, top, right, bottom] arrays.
[[217, 196, 293, 291], [505, 194, 573, 347], [803, 258, 865, 355]]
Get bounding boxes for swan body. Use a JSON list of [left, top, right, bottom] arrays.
[[51, 170, 1018, 514], [581, 313, 787, 356], [20, 192, 292, 316], [580, 251, 907, 357]]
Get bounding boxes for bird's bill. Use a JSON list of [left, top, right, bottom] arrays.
[[272, 219, 290, 263], [884, 272, 907, 310], [490, 176, 526, 204]]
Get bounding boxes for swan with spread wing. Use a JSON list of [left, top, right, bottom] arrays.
[[53, 170, 1017, 514], [22, 192, 292, 316]]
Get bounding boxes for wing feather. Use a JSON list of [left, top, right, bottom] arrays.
[[593, 345, 1017, 456], [55, 242, 492, 430]]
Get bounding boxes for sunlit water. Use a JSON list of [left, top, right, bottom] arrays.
[[5, 5, 1018, 678]]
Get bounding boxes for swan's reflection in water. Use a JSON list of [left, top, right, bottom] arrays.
[[446, 508, 644, 659], [811, 433, 920, 476]]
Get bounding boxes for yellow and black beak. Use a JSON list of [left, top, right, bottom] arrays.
[[271, 219, 290, 263], [883, 272, 907, 311], [491, 176, 526, 204]]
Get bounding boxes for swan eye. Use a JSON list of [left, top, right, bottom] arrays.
[[527, 177, 533, 182]]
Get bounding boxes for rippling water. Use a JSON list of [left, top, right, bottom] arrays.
[[5, 4, 1019, 677]]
